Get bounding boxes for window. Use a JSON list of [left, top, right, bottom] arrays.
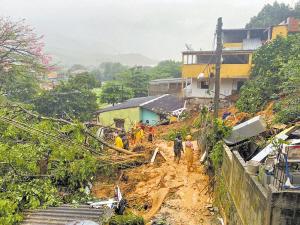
[[222, 54, 249, 64], [114, 119, 125, 129], [197, 55, 217, 64], [197, 80, 209, 89]]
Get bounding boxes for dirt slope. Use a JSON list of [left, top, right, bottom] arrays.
[[92, 140, 217, 225]]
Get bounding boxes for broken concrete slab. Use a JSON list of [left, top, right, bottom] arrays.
[[251, 125, 299, 162], [224, 116, 267, 145]]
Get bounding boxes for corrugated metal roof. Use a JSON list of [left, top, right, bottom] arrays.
[[22, 205, 108, 225]]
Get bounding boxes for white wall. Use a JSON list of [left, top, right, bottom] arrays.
[[185, 78, 246, 99]]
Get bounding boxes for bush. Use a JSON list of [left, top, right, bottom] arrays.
[[163, 125, 191, 141], [108, 213, 145, 225], [210, 141, 224, 170]]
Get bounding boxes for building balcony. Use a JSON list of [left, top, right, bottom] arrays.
[[182, 63, 251, 79]]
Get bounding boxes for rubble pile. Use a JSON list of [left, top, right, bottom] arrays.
[[224, 113, 300, 191]]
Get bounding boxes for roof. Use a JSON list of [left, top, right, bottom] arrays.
[[96, 94, 184, 115], [96, 96, 157, 113], [142, 94, 184, 114], [182, 50, 254, 55], [22, 204, 106, 225], [149, 78, 185, 84], [222, 28, 265, 32]]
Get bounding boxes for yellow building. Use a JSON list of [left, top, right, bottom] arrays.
[[181, 17, 300, 99], [268, 17, 300, 40], [182, 28, 267, 99]]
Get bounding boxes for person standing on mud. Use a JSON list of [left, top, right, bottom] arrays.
[[173, 134, 183, 163], [185, 135, 194, 172], [114, 132, 124, 149]]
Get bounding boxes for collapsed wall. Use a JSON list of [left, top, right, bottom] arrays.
[[219, 145, 300, 225]]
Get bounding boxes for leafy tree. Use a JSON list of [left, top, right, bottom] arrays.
[[150, 60, 181, 79], [68, 72, 101, 89], [0, 17, 50, 72], [0, 66, 40, 102], [99, 81, 133, 105], [237, 34, 300, 123], [0, 99, 103, 223], [246, 2, 293, 28], [99, 62, 128, 81], [119, 67, 150, 97], [34, 73, 99, 121]]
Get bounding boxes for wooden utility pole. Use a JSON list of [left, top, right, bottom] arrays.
[[213, 17, 223, 119]]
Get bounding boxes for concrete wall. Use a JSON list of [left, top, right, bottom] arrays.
[[221, 145, 300, 225], [98, 107, 140, 131], [185, 78, 245, 98], [221, 146, 269, 225]]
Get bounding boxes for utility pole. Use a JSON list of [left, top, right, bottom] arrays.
[[213, 17, 223, 119]]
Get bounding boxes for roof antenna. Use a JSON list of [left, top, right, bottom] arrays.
[[185, 43, 193, 51]]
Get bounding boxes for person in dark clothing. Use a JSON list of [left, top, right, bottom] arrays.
[[121, 129, 129, 150], [173, 134, 184, 164]]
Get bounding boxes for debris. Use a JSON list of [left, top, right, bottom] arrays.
[[251, 125, 298, 162], [224, 115, 267, 145], [246, 160, 260, 175], [88, 186, 123, 210], [200, 151, 207, 163], [150, 148, 159, 164], [143, 188, 170, 222]]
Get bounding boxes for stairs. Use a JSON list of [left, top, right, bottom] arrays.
[[22, 204, 107, 225]]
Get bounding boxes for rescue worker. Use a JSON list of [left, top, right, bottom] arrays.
[[135, 127, 144, 144], [148, 126, 155, 143], [185, 135, 194, 172], [121, 132, 129, 150], [173, 134, 183, 163], [114, 132, 124, 149]]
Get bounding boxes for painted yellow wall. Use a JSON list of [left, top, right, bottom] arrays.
[[272, 25, 288, 40], [182, 63, 251, 79], [223, 43, 243, 49], [98, 107, 141, 131]]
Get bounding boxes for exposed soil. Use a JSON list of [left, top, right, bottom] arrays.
[[92, 138, 219, 225]]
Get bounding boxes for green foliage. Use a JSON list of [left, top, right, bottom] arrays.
[[0, 100, 107, 223], [210, 141, 224, 170], [237, 34, 300, 123], [0, 66, 40, 103], [99, 81, 134, 105], [99, 62, 128, 81], [34, 73, 99, 121], [108, 213, 145, 225], [119, 67, 151, 97], [150, 60, 181, 79], [163, 125, 191, 141], [246, 2, 299, 28], [274, 96, 300, 123], [98, 60, 181, 102]]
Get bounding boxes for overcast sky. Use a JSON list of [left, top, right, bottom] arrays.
[[0, 0, 297, 65]]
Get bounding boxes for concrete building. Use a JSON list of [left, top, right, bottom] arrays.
[[148, 78, 190, 96], [181, 17, 300, 100], [95, 94, 184, 130]]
